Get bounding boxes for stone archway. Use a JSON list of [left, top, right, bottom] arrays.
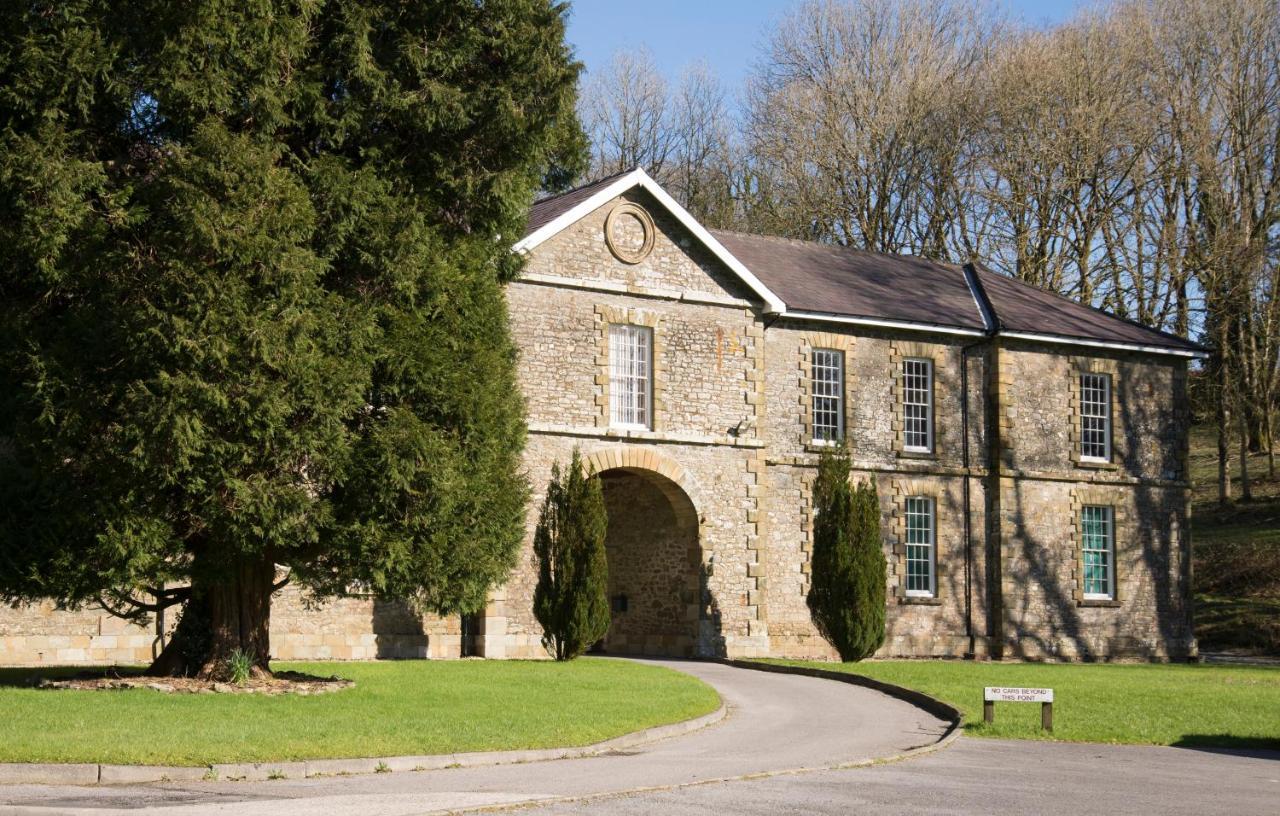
[[584, 450, 702, 657]]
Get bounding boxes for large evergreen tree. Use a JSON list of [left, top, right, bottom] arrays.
[[0, 1, 586, 679], [532, 450, 610, 660], [806, 448, 887, 661]]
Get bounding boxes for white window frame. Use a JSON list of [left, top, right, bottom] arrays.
[[903, 496, 936, 598], [608, 324, 653, 431], [810, 348, 844, 445], [902, 357, 934, 454], [1081, 504, 1115, 601], [1079, 372, 1112, 462]]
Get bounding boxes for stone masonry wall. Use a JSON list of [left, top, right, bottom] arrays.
[[762, 322, 992, 659], [0, 586, 461, 666], [993, 342, 1193, 659]]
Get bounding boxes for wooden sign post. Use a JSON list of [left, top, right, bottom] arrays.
[[983, 687, 1054, 732]]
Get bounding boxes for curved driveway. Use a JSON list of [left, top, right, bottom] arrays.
[[0, 658, 950, 816]]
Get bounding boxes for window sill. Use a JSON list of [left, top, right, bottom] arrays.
[[1077, 599, 1121, 608], [897, 449, 936, 461], [1074, 458, 1120, 471], [804, 440, 844, 453], [899, 596, 943, 606]]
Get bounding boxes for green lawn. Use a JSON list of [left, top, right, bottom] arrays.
[[765, 659, 1280, 749], [0, 658, 720, 766]]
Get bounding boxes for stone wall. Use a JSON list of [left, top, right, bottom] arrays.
[[991, 341, 1194, 660], [0, 601, 165, 666], [761, 322, 993, 660], [0, 586, 461, 666]]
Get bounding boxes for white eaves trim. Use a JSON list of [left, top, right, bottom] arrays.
[[778, 310, 987, 337], [513, 168, 786, 314], [998, 331, 1209, 359]]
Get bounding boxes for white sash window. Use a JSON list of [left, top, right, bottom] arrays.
[[1080, 373, 1111, 461], [1081, 505, 1115, 600], [904, 496, 936, 597], [609, 324, 652, 430], [811, 348, 844, 443], [903, 358, 934, 453]]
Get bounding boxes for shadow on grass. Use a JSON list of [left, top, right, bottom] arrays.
[[1172, 736, 1280, 758], [0, 665, 142, 688]]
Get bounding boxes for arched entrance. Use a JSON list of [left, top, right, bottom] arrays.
[[595, 465, 702, 657]]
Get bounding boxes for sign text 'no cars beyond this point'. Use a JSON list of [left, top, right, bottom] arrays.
[[983, 687, 1054, 731]]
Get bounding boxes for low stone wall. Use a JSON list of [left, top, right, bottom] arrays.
[[0, 585, 463, 667]]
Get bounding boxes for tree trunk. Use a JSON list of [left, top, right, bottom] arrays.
[[1239, 410, 1253, 502], [1216, 380, 1232, 508], [1268, 408, 1276, 479], [146, 554, 276, 680]]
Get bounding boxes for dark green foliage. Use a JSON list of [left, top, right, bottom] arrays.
[[0, 1, 586, 675], [806, 448, 887, 661], [533, 450, 610, 660]]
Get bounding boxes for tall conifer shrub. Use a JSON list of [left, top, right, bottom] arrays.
[[533, 450, 610, 660], [806, 448, 887, 661]]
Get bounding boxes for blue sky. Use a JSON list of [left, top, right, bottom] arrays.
[[566, 0, 1088, 88]]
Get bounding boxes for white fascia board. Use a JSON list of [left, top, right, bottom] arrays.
[[779, 310, 987, 337], [513, 171, 643, 255], [998, 331, 1209, 359], [512, 168, 786, 314]]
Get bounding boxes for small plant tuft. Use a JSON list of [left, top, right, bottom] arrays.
[[266, 769, 287, 780], [227, 649, 254, 686], [374, 761, 391, 774]]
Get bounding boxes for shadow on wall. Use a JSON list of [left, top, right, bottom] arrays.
[[1119, 367, 1193, 659], [1003, 477, 1094, 660], [371, 598, 427, 659], [699, 560, 725, 658], [993, 359, 1190, 661]]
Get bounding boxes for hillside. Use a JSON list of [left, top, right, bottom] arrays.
[[1188, 426, 1280, 655]]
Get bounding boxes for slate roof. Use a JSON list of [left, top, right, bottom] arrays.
[[973, 267, 1203, 352], [521, 175, 1206, 355], [710, 230, 988, 332], [525, 169, 636, 236]]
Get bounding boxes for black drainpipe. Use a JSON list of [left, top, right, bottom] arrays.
[[960, 262, 999, 660]]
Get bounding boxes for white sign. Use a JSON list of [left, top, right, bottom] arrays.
[[984, 686, 1053, 703]]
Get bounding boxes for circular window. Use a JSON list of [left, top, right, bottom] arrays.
[[604, 202, 656, 264]]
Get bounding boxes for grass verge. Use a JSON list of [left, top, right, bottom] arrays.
[[764, 659, 1280, 749], [0, 658, 720, 766]]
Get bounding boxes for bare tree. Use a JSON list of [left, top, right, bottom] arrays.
[[743, 0, 1000, 255], [580, 50, 741, 226], [580, 49, 674, 178]]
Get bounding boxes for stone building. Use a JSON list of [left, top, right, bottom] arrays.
[[0, 168, 1205, 665]]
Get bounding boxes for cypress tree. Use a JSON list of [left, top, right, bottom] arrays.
[[532, 450, 610, 661], [0, 1, 586, 679], [806, 448, 887, 661]]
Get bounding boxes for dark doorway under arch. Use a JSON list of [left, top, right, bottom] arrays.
[[598, 467, 701, 657]]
